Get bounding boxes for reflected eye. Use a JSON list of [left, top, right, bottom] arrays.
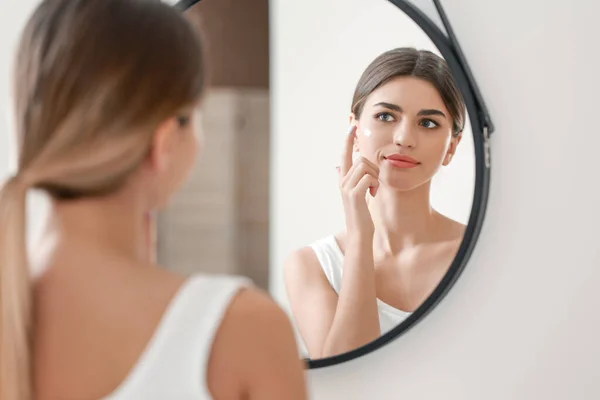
[[376, 112, 395, 122], [420, 119, 439, 129]]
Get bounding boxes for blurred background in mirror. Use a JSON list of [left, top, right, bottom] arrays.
[[158, 0, 271, 289]]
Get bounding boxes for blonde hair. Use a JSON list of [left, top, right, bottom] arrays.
[[0, 0, 205, 398]]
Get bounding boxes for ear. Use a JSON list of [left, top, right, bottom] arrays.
[[442, 131, 462, 166], [147, 117, 179, 173], [349, 113, 360, 152]]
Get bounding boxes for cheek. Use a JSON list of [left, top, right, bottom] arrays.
[[358, 125, 390, 150], [170, 132, 198, 180], [357, 135, 379, 158], [421, 134, 452, 164]]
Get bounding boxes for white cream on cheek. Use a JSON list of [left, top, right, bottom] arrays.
[[354, 128, 373, 163]]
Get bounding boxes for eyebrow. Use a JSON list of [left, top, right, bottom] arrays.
[[373, 102, 447, 119]]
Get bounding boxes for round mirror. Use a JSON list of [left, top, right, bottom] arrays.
[[169, 0, 491, 368]]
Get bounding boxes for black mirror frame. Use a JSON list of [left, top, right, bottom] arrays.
[[174, 0, 493, 369]]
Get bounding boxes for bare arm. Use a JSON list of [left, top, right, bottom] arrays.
[[285, 241, 380, 359], [324, 124, 382, 356], [322, 235, 380, 357], [284, 248, 339, 358], [285, 125, 382, 359], [208, 288, 307, 400]]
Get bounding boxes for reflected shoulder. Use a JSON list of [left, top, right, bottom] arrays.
[[448, 218, 467, 238], [434, 212, 467, 240], [284, 246, 325, 285]]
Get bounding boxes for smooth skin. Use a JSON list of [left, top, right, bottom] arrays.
[[32, 108, 307, 400], [285, 76, 465, 359]]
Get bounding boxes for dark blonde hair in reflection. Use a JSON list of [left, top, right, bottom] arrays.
[[0, 0, 205, 398]]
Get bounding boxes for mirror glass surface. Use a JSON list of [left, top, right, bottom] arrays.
[[168, 0, 477, 364]]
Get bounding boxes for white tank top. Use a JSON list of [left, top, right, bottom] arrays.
[[309, 235, 411, 335], [102, 274, 250, 400]]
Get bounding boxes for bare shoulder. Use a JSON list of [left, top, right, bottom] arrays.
[[207, 287, 307, 399], [435, 213, 467, 241], [283, 244, 325, 285], [285, 232, 347, 273], [431, 215, 467, 266], [218, 287, 293, 331], [448, 219, 466, 240]]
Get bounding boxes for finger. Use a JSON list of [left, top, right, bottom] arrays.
[[353, 156, 379, 175], [354, 174, 379, 197], [369, 184, 378, 197], [344, 160, 379, 189], [340, 125, 356, 177]]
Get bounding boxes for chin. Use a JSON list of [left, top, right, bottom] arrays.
[[379, 173, 431, 192], [381, 179, 427, 192]]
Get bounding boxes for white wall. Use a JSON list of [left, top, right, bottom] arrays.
[[0, 2, 27, 180], [0, 0, 49, 255], [268, 0, 475, 309], [271, 0, 600, 399]]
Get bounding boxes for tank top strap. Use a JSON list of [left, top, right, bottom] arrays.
[[309, 235, 344, 293], [105, 274, 251, 399]]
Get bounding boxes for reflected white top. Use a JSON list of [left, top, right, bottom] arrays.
[[103, 274, 249, 400], [309, 235, 411, 335]]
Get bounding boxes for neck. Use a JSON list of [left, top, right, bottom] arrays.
[[368, 182, 437, 254], [41, 189, 152, 265]]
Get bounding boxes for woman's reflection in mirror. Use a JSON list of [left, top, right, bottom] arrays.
[[285, 47, 467, 359]]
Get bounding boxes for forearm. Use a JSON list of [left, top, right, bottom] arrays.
[[321, 236, 380, 357]]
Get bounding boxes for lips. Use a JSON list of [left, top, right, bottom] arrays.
[[384, 154, 419, 169]]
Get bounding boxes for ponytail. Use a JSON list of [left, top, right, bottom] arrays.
[[0, 0, 207, 394], [0, 175, 33, 400]]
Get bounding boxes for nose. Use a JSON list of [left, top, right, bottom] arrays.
[[393, 123, 417, 148]]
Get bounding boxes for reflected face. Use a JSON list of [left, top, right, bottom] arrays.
[[352, 76, 461, 191]]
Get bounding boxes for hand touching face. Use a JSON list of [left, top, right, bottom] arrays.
[[350, 76, 461, 192]]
